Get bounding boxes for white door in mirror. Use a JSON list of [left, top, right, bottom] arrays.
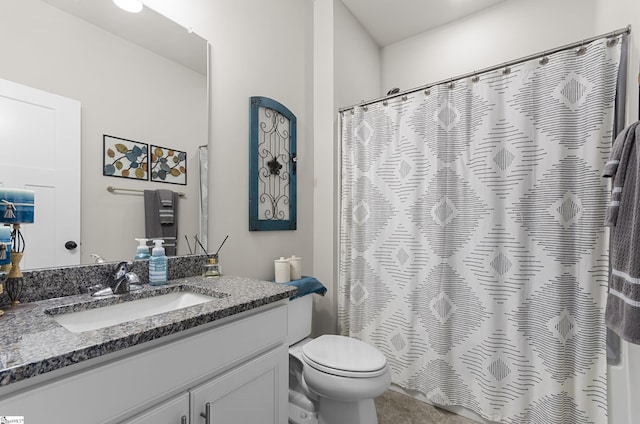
[[0, 78, 81, 269]]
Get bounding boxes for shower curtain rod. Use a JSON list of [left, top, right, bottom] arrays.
[[339, 25, 631, 113]]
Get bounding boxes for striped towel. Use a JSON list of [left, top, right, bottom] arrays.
[[603, 121, 640, 344], [144, 190, 179, 256], [158, 189, 175, 224]]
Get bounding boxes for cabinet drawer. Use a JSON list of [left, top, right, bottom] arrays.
[[0, 303, 287, 424]]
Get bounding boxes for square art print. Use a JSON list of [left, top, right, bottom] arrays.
[[150, 145, 187, 185], [103, 135, 148, 180]]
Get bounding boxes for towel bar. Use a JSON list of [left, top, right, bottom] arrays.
[[107, 186, 185, 197]]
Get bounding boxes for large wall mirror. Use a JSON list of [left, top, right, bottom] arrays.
[[0, 0, 209, 269]]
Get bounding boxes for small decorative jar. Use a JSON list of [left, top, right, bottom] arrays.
[[202, 256, 221, 278]]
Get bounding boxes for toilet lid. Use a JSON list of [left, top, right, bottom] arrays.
[[301, 335, 388, 378]]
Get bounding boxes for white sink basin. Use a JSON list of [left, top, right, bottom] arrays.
[[51, 291, 217, 333]]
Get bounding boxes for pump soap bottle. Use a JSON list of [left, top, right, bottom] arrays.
[[149, 239, 168, 286], [134, 238, 150, 260]]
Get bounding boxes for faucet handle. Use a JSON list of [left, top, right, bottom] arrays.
[[110, 261, 132, 294], [114, 261, 129, 278]]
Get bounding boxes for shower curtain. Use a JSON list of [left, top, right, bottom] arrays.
[[339, 36, 625, 423]]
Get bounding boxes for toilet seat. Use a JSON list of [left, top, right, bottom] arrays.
[[301, 335, 388, 378]]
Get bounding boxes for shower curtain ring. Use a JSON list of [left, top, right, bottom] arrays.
[[471, 72, 479, 83], [539, 53, 549, 65]]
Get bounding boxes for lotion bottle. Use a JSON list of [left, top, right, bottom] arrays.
[[149, 239, 168, 286]]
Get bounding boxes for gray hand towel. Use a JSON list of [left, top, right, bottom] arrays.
[[603, 121, 640, 344], [157, 189, 174, 224], [144, 190, 179, 256]]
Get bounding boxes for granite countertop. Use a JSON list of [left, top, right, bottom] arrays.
[[0, 275, 296, 389]]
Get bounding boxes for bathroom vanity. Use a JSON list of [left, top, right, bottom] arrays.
[[0, 271, 295, 424]]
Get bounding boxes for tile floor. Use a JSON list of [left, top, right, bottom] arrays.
[[375, 390, 479, 424]]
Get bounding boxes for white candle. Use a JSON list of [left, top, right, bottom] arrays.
[[289, 255, 302, 280], [275, 257, 291, 283]]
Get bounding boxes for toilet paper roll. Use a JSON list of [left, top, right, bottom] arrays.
[[275, 257, 291, 283], [289, 255, 302, 280]]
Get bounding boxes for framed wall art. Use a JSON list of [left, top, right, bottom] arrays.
[[249, 96, 297, 231], [150, 145, 187, 185], [103, 135, 148, 180]]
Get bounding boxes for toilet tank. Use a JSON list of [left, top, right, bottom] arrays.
[[288, 295, 313, 345]]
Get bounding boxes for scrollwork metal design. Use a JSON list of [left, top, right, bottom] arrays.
[[257, 106, 290, 221]]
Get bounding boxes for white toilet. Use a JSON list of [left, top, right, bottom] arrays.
[[288, 295, 391, 424]]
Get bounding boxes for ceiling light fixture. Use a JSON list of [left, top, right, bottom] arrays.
[[113, 0, 143, 13]]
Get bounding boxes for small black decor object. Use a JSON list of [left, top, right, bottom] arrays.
[[267, 157, 282, 175], [5, 277, 23, 307]]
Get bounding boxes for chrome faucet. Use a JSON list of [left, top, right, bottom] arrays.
[[90, 253, 106, 263], [89, 261, 141, 296], [109, 261, 131, 294]]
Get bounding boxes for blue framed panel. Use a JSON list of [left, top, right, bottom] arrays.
[[249, 96, 297, 231]]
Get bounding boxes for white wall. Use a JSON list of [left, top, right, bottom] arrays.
[[334, 0, 382, 108], [0, 0, 206, 263], [594, 0, 640, 128], [309, 0, 381, 335], [382, 0, 598, 94], [144, 0, 315, 281], [312, 0, 336, 336]]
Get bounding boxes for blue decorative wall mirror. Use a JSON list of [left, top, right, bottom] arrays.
[[249, 96, 297, 231]]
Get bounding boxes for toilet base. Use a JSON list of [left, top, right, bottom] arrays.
[[289, 400, 318, 424], [317, 397, 378, 424]]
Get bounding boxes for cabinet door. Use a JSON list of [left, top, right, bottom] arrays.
[[123, 392, 189, 424], [191, 345, 288, 424]]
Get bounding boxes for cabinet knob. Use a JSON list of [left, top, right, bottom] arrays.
[[200, 402, 211, 424], [64, 240, 78, 250], [181, 416, 187, 424]]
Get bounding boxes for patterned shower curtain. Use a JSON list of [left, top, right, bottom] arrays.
[[339, 36, 624, 423]]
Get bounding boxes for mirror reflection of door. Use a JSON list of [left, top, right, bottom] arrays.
[[0, 78, 81, 269]]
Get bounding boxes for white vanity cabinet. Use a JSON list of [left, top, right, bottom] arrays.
[[190, 345, 287, 424], [0, 302, 289, 424], [125, 345, 287, 424], [124, 393, 189, 424]]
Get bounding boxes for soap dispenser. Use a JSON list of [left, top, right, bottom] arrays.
[[149, 239, 168, 286], [134, 238, 150, 260]]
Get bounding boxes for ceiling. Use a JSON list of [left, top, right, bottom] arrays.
[[40, 0, 207, 75], [40, 0, 508, 66], [341, 0, 509, 47]]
